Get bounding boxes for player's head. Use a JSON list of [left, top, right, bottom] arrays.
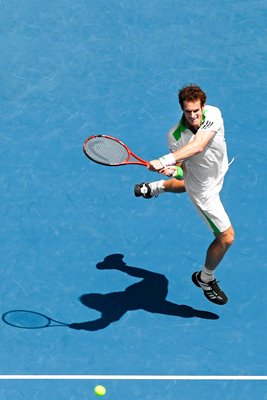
[[79, 293, 105, 310], [178, 84, 207, 130], [178, 84, 206, 110]]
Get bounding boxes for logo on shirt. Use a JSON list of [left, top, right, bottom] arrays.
[[201, 120, 214, 130]]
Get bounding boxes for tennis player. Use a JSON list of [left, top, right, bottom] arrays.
[[134, 84, 234, 305]]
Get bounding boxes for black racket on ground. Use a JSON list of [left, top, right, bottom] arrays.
[[83, 134, 149, 167], [2, 310, 69, 329]]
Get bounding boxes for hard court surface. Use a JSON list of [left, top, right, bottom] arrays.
[[1, 0, 267, 399]]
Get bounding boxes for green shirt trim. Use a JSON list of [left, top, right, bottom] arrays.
[[173, 109, 207, 140], [172, 115, 187, 141]]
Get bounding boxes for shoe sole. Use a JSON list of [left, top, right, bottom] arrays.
[[134, 184, 142, 197]]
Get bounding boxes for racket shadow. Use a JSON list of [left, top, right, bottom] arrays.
[[69, 254, 219, 331], [1, 310, 68, 329]]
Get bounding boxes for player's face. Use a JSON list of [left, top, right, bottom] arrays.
[[183, 99, 204, 130]]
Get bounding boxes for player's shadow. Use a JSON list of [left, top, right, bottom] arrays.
[[69, 254, 219, 331]]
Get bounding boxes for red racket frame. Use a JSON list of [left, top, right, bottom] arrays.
[[83, 134, 149, 167]]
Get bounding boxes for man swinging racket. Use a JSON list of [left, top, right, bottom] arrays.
[[134, 84, 234, 305]]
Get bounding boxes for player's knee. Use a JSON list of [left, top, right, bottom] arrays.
[[222, 226, 235, 247], [217, 226, 234, 248]]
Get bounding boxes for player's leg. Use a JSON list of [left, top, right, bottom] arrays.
[[134, 178, 185, 198], [164, 179, 186, 193], [191, 195, 234, 305], [204, 225, 235, 272]]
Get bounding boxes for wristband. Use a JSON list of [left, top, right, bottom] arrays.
[[158, 153, 176, 167], [172, 166, 184, 179]]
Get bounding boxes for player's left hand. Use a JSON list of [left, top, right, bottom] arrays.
[[160, 166, 177, 177], [148, 159, 163, 172]]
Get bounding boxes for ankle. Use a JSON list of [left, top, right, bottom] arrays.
[[149, 180, 165, 195], [200, 266, 215, 283]]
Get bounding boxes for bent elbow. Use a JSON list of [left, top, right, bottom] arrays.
[[195, 143, 205, 154]]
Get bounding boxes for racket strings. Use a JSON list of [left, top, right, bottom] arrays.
[[86, 137, 129, 165], [3, 311, 50, 328]]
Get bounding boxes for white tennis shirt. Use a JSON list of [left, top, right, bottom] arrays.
[[168, 105, 229, 203]]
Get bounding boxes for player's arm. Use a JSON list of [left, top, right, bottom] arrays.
[[149, 129, 216, 171]]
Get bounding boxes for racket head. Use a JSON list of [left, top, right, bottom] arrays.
[[2, 310, 65, 329], [83, 135, 148, 166]]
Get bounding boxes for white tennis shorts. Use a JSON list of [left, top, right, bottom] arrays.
[[188, 192, 231, 234]]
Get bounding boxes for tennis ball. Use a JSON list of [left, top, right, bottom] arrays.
[[94, 385, 106, 396]]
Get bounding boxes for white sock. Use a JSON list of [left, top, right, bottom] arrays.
[[148, 180, 165, 195], [200, 266, 215, 283]]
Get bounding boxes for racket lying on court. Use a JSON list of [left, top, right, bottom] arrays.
[[2, 310, 69, 329], [83, 134, 149, 167]]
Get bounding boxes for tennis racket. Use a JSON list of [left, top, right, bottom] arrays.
[[83, 134, 149, 167], [2, 310, 69, 329]]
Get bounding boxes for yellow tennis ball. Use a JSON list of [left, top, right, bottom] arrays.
[[94, 385, 106, 396]]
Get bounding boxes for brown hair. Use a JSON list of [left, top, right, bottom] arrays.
[[178, 84, 207, 109]]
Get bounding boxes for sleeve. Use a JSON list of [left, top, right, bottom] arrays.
[[167, 123, 182, 152], [198, 107, 222, 133]]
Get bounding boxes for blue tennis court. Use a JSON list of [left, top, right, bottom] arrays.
[[1, 0, 267, 398]]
